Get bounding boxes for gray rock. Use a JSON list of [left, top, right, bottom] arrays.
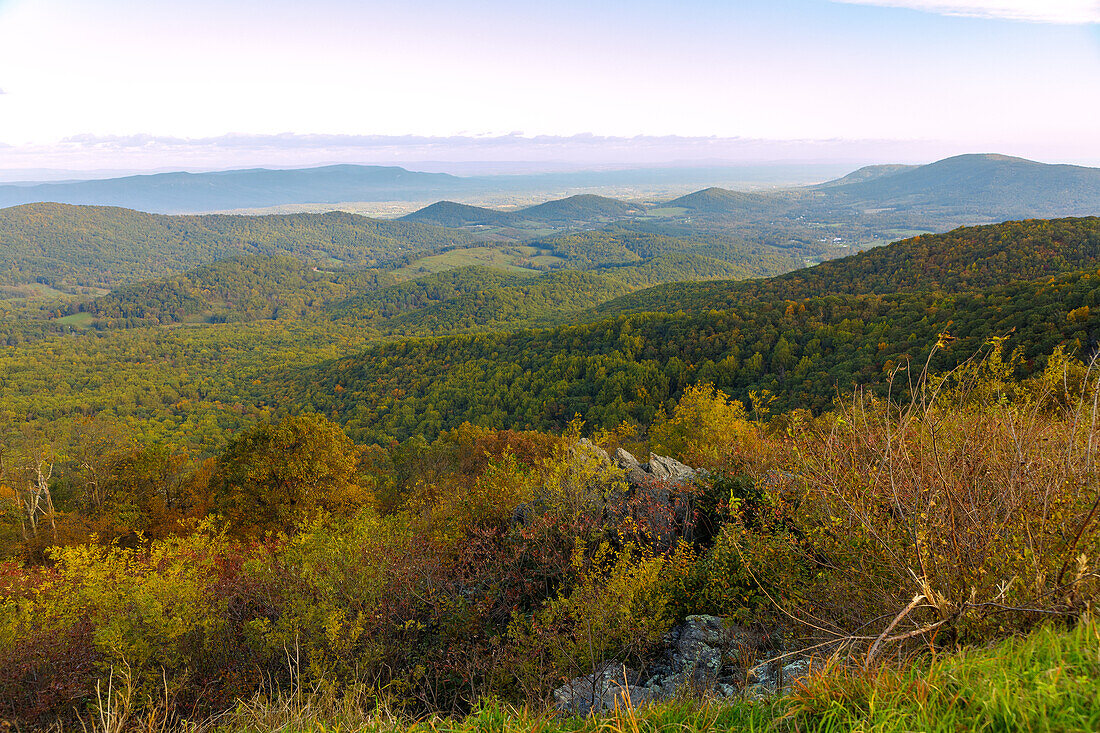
[[576, 438, 612, 466], [614, 447, 640, 470], [555, 614, 794, 709], [649, 453, 695, 482], [745, 656, 818, 694], [553, 662, 652, 715], [625, 466, 651, 486]]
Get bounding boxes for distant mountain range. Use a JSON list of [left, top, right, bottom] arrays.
[[1, 154, 1097, 218], [0, 165, 467, 214], [401, 194, 643, 227], [399, 154, 1100, 226], [814, 154, 1100, 219]]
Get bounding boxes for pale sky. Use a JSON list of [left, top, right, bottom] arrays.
[[0, 0, 1098, 172]]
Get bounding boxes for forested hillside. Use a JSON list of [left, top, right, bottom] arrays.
[[4, 216, 1099, 450], [598, 217, 1100, 315], [0, 203, 475, 288], [78, 256, 395, 326], [279, 266, 1100, 442], [323, 266, 629, 332], [818, 154, 1100, 218], [535, 228, 802, 276]]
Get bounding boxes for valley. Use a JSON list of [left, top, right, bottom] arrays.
[[2, 152, 1100, 731]]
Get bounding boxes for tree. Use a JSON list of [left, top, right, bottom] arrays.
[[210, 414, 369, 537]]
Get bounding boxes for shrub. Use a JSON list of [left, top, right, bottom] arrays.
[[210, 414, 371, 538], [239, 508, 425, 693], [0, 527, 229, 726], [785, 346, 1100, 647], [505, 542, 674, 699], [650, 384, 763, 473]]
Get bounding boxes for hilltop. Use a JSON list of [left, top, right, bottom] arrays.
[[814, 163, 917, 187], [400, 201, 516, 227], [402, 193, 645, 228], [663, 187, 788, 216], [816, 153, 1100, 219], [597, 216, 1100, 315], [513, 194, 644, 223], [0, 202, 475, 289]]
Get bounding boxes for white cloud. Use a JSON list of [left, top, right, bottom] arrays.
[[832, 0, 1100, 23]]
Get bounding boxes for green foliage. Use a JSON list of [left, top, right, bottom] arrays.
[[343, 268, 634, 335], [210, 414, 370, 538], [0, 203, 475, 289], [600, 216, 1100, 315], [784, 619, 1100, 733], [508, 543, 673, 692], [0, 528, 228, 716], [84, 255, 394, 326]]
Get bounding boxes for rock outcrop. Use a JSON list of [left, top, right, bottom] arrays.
[[553, 615, 814, 714]]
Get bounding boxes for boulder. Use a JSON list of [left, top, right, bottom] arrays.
[[576, 438, 612, 466], [556, 615, 807, 708], [648, 453, 695, 482], [614, 447, 640, 470], [553, 662, 653, 715]]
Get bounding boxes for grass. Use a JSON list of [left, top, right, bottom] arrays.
[[642, 206, 689, 217], [55, 311, 95, 327], [391, 246, 553, 280], [204, 621, 1100, 733], [783, 620, 1100, 732]]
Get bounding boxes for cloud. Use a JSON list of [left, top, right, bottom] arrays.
[[831, 0, 1100, 24]]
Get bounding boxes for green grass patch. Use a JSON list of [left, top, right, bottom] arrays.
[[393, 246, 543, 280], [54, 311, 95, 327], [784, 620, 1100, 732]]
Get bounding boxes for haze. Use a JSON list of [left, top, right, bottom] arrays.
[[0, 0, 1098, 174]]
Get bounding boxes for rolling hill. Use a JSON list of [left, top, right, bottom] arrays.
[[512, 194, 643, 223], [595, 216, 1100, 315], [401, 193, 645, 229], [0, 202, 476, 289], [817, 154, 1100, 219], [275, 216, 1100, 442], [327, 265, 633, 334], [77, 256, 393, 326], [0, 165, 469, 214], [663, 187, 788, 216], [399, 201, 516, 227]]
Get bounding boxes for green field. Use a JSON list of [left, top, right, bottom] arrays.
[[392, 245, 562, 280], [643, 206, 689, 217], [54, 311, 95, 327]]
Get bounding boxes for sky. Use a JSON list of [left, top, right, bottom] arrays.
[[0, 0, 1098, 174]]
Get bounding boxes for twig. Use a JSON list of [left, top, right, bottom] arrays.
[[865, 593, 926, 669]]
